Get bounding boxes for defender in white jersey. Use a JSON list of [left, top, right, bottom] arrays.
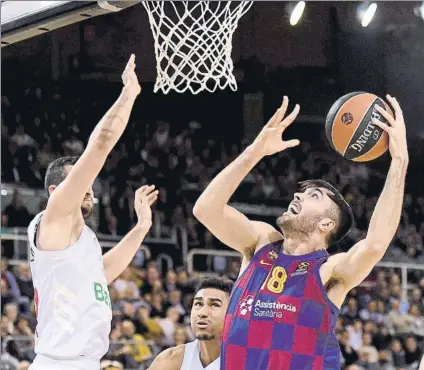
[[28, 54, 158, 370], [147, 278, 233, 370]]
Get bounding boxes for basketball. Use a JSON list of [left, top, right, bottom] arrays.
[[325, 92, 393, 162]]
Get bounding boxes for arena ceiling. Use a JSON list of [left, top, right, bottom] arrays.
[[0, 0, 139, 47]]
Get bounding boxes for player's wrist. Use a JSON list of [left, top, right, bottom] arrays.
[[246, 143, 266, 161], [122, 85, 140, 98], [134, 221, 152, 233]]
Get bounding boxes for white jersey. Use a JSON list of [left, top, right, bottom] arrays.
[[28, 212, 112, 369], [180, 340, 220, 370]]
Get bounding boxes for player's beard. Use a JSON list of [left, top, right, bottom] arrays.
[[196, 333, 216, 341], [278, 213, 321, 238]]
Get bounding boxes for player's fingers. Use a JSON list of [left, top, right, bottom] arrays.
[[143, 185, 156, 196], [280, 104, 300, 128], [386, 94, 403, 120], [147, 192, 159, 206], [277, 96, 289, 118], [137, 185, 154, 196], [265, 110, 279, 128], [265, 97, 289, 128], [284, 139, 300, 148], [372, 118, 392, 134], [374, 105, 396, 127]]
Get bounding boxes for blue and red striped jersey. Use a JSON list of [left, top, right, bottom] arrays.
[[221, 241, 341, 370]]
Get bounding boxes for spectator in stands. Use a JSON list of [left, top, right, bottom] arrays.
[[137, 306, 163, 343], [339, 329, 359, 366], [164, 270, 177, 292], [173, 325, 189, 346], [157, 306, 180, 348], [1, 259, 21, 300], [141, 265, 160, 296], [347, 319, 363, 351], [11, 124, 35, 149], [112, 267, 140, 301], [360, 300, 384, 324], [390, 339, 406, 368], [376, 350, 395, 370], [410, 288, 424, 310], [166, 289, 186, 318], [1, 279, 17, 312], [387, 299, 412, 334], [3, 190, 31, 227], [342, 298, 361, 324], [408, 304, 424, 338], [4, 303, 19, 329], [13, 264, 33, 313], [404, 336, 422, 366], [358, 333, 379, 363], [119, 320, 152, 366], [149, 293, 165, 318]]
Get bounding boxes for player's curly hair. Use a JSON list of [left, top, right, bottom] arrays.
[[298, 179, 354, 245]]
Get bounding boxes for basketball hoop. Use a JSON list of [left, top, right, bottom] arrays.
[[142, 1, 253, 94]]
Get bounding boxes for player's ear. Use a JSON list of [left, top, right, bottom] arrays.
[[48, 185, 57, 195], [318, 217, 336, 233]]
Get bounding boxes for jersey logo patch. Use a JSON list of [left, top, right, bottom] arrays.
[[267, 250, 278, 261], [260, 260, 273, 266], [239, 295, 254, 316], [290, 261, 311, 276]]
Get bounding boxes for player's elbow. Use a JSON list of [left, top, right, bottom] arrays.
[[193, 201, 205, 220], [193, 200, 216, 222]]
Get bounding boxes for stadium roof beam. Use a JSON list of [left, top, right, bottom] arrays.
[[1, 1, 139, 48]]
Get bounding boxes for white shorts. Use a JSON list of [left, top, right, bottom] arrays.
[[30, 355, 100, 370]]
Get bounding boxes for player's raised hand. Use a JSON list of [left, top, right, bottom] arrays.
[[252, 96, 300, 157], [134, 185, 158, 230], [122, 54, 141, 96], [372, 94, 408, 161]]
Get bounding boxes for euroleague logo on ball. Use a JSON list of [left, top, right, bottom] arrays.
[[341, 112, 353, 125]]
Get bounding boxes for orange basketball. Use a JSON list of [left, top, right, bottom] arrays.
[[325, 92, 392, 162]]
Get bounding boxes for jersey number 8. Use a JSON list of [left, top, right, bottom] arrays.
[[261, 266, 288, 294]]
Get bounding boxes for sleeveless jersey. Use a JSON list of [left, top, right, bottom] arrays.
[[180, 340, 220, 370], [221, 241, 341, 370], [27, 212, 112, 368]]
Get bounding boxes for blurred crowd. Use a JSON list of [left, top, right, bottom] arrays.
[[2, 84, 424, 260], [2, 82, 424, 370], [2, 256, 424, 370]]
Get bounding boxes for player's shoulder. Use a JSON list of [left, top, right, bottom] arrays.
[[326, 252, 347, 265], [251, 221, 282, 243], [148, 344, 185, 370], [322, 252, 347, 272]]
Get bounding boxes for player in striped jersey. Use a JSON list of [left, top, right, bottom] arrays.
[[194, 95, 408, 369]]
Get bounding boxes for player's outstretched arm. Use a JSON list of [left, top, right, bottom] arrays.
[[39, 55, 141, 251], [103, 185, 158, 284], [193, 97, 299, 256], [332, 95, 408, 290], [146, 345, 185, 370]]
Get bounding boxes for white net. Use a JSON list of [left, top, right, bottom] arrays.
[[142, 1, 253, 94]]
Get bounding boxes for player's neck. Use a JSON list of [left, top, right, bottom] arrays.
[[282, 235, 327, 255], [198, 338, 221, 367]]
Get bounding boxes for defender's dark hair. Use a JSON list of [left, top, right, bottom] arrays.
[[44, 156, 79, 196], [298, 179, 354, 245], [194, 277, 234, 296]]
